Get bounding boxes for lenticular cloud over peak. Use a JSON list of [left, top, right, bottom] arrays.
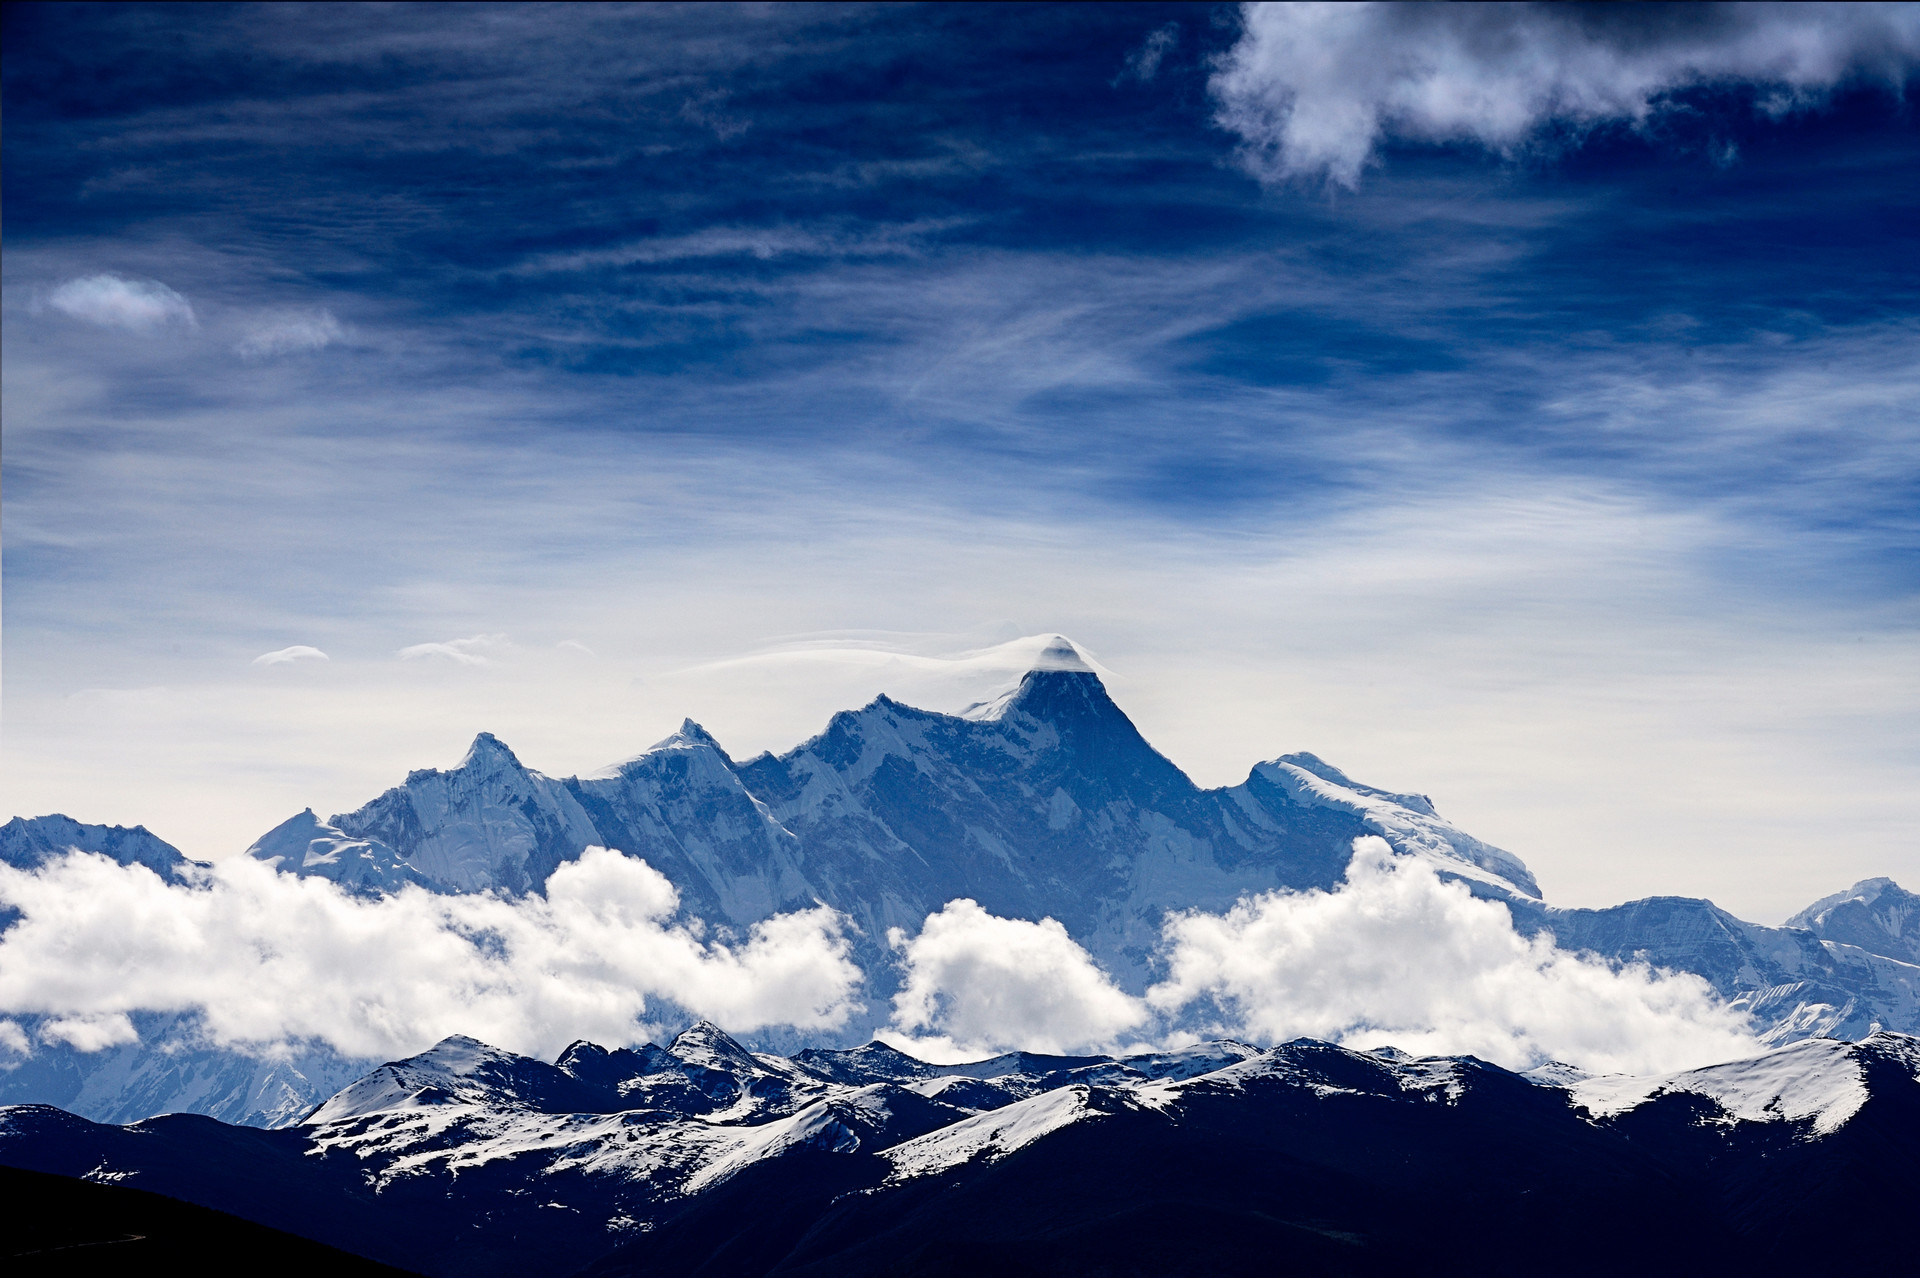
[[1214, 1, 1920, 186], [253, 645, 329, 667]]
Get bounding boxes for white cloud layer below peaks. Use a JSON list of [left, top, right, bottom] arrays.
[[887, 839, 1764, 1075], [0, 848, 862, 1061], [1214, 1, 1920, 186], [885, 900, 1149, 1060], [1146, 838, 1763, 1075], [0, 839, 1780, 1075]]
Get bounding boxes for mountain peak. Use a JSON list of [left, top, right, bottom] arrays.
[[668, 1020, 761, 1073], [459, 731, 525, 772], [1029, 634, 1093, 673], [0, 813, 197, 881], [650, 719, 723, 752], [1787, 876, 1919, 966]]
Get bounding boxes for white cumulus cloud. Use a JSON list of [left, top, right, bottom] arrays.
[[1214, 1, 1920, 186], [252, 645, 330, 667], [884, 899, 1149, 1060], [236, 309, 346, 359], [45, 274, 197, 330], [1148, 838, 1764, 1075], [39, 1013, 140, 1053], [880, 840, 1762, 1075], [0, 848, 861, 1061]]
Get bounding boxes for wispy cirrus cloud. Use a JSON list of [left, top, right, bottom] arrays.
[[43, 274, 196, 330], [1214, 1, 1920, 186], [236, 309, 345, 359]]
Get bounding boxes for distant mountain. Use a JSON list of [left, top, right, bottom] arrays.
[[1512, 893, 1920, 1044], [3, 1024, 1914, 1277], [0, 822, 370, 1127], [3, 639, 1916, 1126], [0, 1009, 369, 1129], [0, 815, 202, 884], [1788, 876, 1920, 965]]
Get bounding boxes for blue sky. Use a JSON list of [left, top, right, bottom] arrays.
[[4, 2, 1918, 920]]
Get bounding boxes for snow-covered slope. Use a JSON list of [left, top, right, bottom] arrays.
[[0, 815, 202, 884], [6, 1026, 1915, 1278], [0, 1010, 367, 1128], [1512, 892, 1920, 1045], [1787, 877, 1920, 966], [246, 809, 427, 897], [1571, 1032, 1920, 1135]]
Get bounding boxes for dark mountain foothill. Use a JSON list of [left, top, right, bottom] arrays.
[[1, 1163, 420, 1276], [2, 1022, 1914, 1277]]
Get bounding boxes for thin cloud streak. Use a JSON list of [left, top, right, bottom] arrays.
[[253, 645, 329, 667]]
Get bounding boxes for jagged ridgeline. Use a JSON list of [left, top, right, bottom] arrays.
[[3, 638, 1917, 1126], [5, 1021, 1918, 1277]]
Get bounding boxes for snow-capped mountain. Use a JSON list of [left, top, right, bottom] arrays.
[[4, 639, 1916, 1128], [0, 1010, 367, 1129], [0, 814, 202, 884], [1788, 875, 1920, 965], [4, 1024, 1914, 1276], [1514, 891, 1920, 1044], [256, 641, 1543, 995], [240, 638, 1913, 1043], [0, 820, 371, 1128]]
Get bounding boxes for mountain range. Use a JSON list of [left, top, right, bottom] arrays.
[[4, 1020, 1915, 1276], [3, 639, 1917, 1128]]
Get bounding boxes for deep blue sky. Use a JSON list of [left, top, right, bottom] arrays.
[[4, 3, 1918, 918]]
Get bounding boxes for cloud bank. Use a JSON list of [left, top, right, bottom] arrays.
[[1214, 1, 1920, 185], [0, 840, 1762, 1075], [1146, 838, 1761, 1075], [887, 839, 1762, 1075], [44, 274, 197, 330], [0, 848, 860, 1061], [885, 900, 1148, 1060]]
